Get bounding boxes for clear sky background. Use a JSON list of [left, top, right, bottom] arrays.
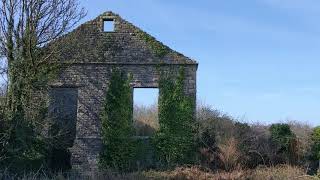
[[81, 0, 320, 126]]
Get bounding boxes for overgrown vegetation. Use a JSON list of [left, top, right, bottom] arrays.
[[0, 165, 318, 180], [0, 0, 85, 174], [269, 123, 298, 164], [311, 127, 320, 160], [99, 69, 138, 171], [0, 1, 318, 179], [195, 103, 320, 175], [152, 69, 195, 166], [310, 126, 320, 174], [100, 68, 196, 170]]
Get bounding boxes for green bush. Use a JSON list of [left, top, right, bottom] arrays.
[[196, 107, 240, 170], [311, 127, 320, 159], [0, 112, 47, 172], [269, 123, 298, 164], [310, 126, 320, 174], [99, 69, 138, 171], [153, 69, 195, 167]]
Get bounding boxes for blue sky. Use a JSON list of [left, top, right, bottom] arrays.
[[81, 0, 320, 126]]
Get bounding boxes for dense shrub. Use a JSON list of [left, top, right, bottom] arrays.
[[0, 90, 49, 173], [197, 127, 221, 170], [197, 106, 235, 145], [0, 113, 47, 172], [311, 127, 320, 160], [269, 123, 299, 165], [99, 69, 138, 171], [288, 121, 313, 167], [197, 105, 262, 170], [196, 104, 316, 171], [197, 106, 236, 170], [153, 69, 195, 166], [309, 126, 320, 174]]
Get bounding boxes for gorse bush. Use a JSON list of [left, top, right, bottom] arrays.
[[99, 69, 138, 171], [152, 68, 195, 166]]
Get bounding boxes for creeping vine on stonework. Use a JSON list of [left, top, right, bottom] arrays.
[[99, 69, 139, 171], [152, 68, 196, 166], [136, 30, 170, 58]]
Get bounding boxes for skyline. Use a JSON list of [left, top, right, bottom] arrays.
[[81, 0, 320, 126]]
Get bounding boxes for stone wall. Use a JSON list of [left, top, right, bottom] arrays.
[[48, 11, 198, 171]]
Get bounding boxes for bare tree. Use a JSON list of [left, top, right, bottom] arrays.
[[0, 0, 85, 112], [0, 1, 85, 167]]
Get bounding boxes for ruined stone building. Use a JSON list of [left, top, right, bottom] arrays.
[[48, 11, 198, 170]]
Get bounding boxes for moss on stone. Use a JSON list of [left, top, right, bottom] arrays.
[[136, 30, 170, 58]]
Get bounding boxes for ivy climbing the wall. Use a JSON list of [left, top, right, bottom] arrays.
[[99, 69, 138, 171], [153, 68, 196, 167]]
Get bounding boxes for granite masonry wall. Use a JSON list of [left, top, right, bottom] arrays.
[[48, 11, 198, 171]]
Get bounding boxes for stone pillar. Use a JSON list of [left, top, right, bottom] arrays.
[[69, 86, 104, 171]]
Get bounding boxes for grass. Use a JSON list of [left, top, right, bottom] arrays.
[[1, 165, 319, 180]]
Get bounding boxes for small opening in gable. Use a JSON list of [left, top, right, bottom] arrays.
[[103, 19, 114, 32]]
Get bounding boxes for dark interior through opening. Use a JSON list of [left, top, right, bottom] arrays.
[[48, 87, 78, 171]]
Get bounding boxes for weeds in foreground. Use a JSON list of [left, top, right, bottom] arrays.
[[1, 165, 319, 180]]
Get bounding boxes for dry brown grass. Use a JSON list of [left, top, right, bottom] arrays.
[[165, 166, 246, 180], [218, 138, 241, 172], [1, 165, 319, 180], [141, 166, 246, 180], [248, 165, 317, 180], [162, 165, 318, 180]]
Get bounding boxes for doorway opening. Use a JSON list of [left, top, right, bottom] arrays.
[[48, 87, 78, 171], [133, 88, 159, 137]]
